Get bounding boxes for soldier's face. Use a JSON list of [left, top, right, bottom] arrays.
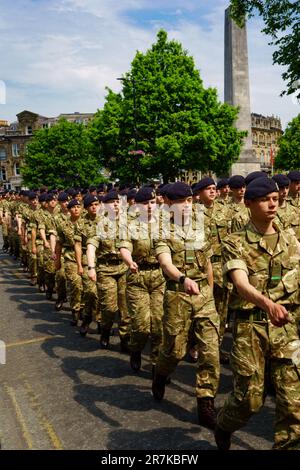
[[106, 199, 119, 216], [220, 185, 230, 197], [87, 201, 99, 216], [199, 185, 216, 205], [70, 205, 81, 217], [289, 181, 300, 196], [231, 186, 245, 198], [139, 198, 156, 217], [278, 186, 289, 201], [246, 192, 279, 222]]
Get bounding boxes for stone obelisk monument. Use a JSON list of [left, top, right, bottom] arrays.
[[224, 7, 260, 176]]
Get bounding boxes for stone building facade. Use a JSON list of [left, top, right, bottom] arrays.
[[251, 113, 283, 170], [0, 111, 94, 189]]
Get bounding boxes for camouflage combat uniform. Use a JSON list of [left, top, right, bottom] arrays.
[[87, 215, 130, 346], [74, 213, 100, 325], [154, 218, 220, 399], [120, 218, 165, 365], [217, 221, 300, 449]]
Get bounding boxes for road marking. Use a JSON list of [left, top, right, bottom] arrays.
[[23, 381, 64, 450], [4, 384, 34, 450], [6, 336, 63, 349]]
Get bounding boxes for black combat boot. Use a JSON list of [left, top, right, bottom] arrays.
[[45, 289, 53, 301], [152, 372, 168, 401], [197, 397, 217, 430], [79, 319, 90, 337], [130, 351, 141, 372], [100, 329, 110, 349], [120, 335, 130, 354], [70, 310, 78, 326], [55, 298, 64, 311], [214, 425, 232, 451]]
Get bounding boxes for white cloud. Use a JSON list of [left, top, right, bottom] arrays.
[[0, 0, 298, 128]]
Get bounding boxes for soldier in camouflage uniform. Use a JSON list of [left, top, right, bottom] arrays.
[[272, 174, 300, 239], [227, 175, 249, 233], [74, 194, 101, 336], [119, 186, 165, 373], [55, 199, 83, 325], [152, 182, 220, 430], [26, 192, 39, 285], [87, 190, 130, 352], [215, 177, 300, 450], [39, 194, 57, 300], [194, 178, 231, 362], [53, 192, 69, 310], [287, 170, 300, 209]]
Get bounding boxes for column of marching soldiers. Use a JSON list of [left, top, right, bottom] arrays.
[[1, 169, 300, 450]]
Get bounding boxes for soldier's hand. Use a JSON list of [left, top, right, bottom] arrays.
[[267, 302, 290, 327], [44, 241, 50, 249], [31, 246, 37, 255], [88, 268, 96, 282], [183, 278, 200, 295], [129, 262, 138, 273], [77, 266, 84, 276]]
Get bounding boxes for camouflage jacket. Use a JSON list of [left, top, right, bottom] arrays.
[[222, 221, 300, 310]]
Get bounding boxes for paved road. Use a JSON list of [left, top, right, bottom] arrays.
[[0, 249, 275, 451]]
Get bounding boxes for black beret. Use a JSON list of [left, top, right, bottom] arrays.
[[127, 188, 137, 200], [67, 188, 76, 197], [165, 182, 193, 201], [45, 193, 56, 202], [135, 186, 156, 203], [272, 174, 290, 188], [102, 190, 119, 203], [216, 178, 229, 190], [245, 171, 268, 186], [229, 175, 246, 189], [89, 186, 97, 192], [67, 199, 81, 209], [58, 192, 69, 202], [287, 171, 300, 182], [27, 191, 37, 200], [38, 193, 48, 203], [245, 177, 278, 200], [193, 177, 215, 193], [97, 184, 105, 192], [84, 194, 99, 208], [118, 189, 129, 196]]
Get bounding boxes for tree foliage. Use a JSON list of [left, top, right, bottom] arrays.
[[230, 0, 300, 100], [90, 30, 246, 182], [275, 114, 300, 170], [22, 119, 104, 188]]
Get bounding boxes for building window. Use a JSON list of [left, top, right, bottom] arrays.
[[12, 143, 20, 157], [0, 166, 6, 181], [14, 163, 20, 176], [0, 147, 6, 161], [26, 125, 33, 135], [42, 123, 49, 129]]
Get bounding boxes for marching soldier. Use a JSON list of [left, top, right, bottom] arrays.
[[215, 177, 300, 450], [119, 186, 165, 373], [152, 182, 220, 430]]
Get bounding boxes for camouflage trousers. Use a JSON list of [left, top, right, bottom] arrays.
[[43, 246, 56, 292], [213, 283, 230, 344], [156, 284, 220, 398], [126, 268, 165, 364], [97, 266, 130, 340], [27, 238, 37, 278], [10, 230, 20, 257], [64, 260, 83, 317], [82, 265, 99, 323], [55, 255, 67, 302], [36, 243, 45, 287], [217, 318, 300, 449]]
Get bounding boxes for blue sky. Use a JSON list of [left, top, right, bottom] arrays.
[[0, 0, 299, 127]]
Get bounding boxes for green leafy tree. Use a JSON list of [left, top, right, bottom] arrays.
[[90, 30, 246, 182], [275, 114, 300, 170], [230, 0, 300, 100], [22, 118, 104, 188]]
